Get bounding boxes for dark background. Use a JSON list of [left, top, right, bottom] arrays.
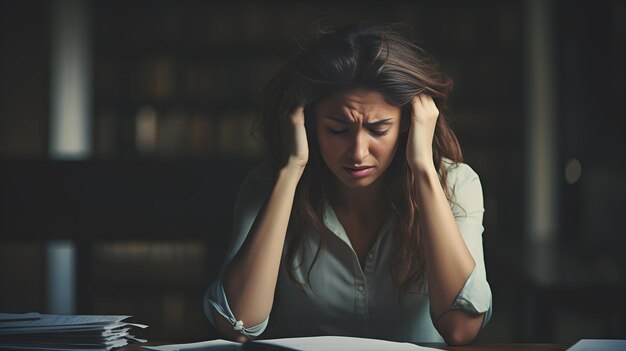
[[1, 0, 625, 344]]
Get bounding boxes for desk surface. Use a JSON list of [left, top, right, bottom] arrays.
[[123, 342, 570, 351], [423, 343, 568, 351]]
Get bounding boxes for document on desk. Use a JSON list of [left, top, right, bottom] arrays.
[[567, 339, 626, 351], [0, 312, 41, 322], [0, 312, 148, 351], [0, 314, 129, 329], [143, 339, 240, 351], [143, 336, 442, 351]]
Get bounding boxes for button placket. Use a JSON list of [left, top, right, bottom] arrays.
[[354, 258, 367, 315], [361, 250, 377, 325], [355, 277, 369, 324], [355, 282, 367, 314], [363, 240, 378, 282]]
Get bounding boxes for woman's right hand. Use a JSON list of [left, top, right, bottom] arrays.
[[281, 104, 309, 173]]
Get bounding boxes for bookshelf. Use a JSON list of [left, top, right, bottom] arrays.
[[93, 0, 453, 157]]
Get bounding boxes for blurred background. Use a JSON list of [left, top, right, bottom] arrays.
[[1, 0, 625, 344]]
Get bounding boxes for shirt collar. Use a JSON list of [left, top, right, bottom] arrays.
[[322, 201, 397, 252]]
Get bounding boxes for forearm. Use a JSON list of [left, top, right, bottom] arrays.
[[222, 165, 302, 328], [412, 162, 479, 343]]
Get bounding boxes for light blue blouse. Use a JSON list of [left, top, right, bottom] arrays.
[[204, 160, 492, 343]]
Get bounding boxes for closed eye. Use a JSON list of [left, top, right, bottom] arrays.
[[370, 128, 390, 136], [328, 128, 348, 134]]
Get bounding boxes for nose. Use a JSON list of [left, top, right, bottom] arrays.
[[348, 130, 369, 163]]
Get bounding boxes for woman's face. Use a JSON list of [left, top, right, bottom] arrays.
[[314, 88, 403, 189]]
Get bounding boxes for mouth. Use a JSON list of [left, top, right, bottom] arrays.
[[343, 166, 375, 177]]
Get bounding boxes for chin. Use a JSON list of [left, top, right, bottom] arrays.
[[340, 179, 375, 188]]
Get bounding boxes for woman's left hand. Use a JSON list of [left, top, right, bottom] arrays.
[[406, 93, 439, 171]]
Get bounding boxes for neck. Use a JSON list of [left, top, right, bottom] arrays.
[[331, 175, 389, 217]]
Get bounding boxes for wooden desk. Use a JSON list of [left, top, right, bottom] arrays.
[[422, 343, 568, 351], [122, 342, 570, 351]]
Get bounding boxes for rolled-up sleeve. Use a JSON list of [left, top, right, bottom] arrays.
[[203, 162, 274, 338], [446, 163, 493, 328]]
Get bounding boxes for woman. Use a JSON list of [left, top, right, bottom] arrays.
[[204, 24, 492, 345]]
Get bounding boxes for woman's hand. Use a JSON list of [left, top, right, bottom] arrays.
[[281, 103, 309, 174], [406, 94, 439, 171]]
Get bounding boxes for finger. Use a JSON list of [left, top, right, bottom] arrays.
[[425, 96, 439, 115], [411, 95, 421, 113], [413, 93, 432, 109], [419, 93, 431, 106], [290, 105, 304, 115], [418, 94, 439, 114], [288, 105, 305, 124], [412, 94, 426, 116], [412, 94, 422, 107]]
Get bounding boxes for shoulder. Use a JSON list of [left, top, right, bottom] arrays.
[[243, 160, 276, 184], [236, 160, 276, 207], [441, 157, 481, 196]]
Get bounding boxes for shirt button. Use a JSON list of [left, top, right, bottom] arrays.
[[458, 299, 467, 306], [367, 253, 373, 259], [357, 285, 364, 292]]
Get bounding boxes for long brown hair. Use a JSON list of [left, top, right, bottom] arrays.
[[256, 23, 463, 296]]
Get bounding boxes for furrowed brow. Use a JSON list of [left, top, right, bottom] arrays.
[[324, 116, 393, 126], [365, 118, 393, 126], [324, 116, 353, 124]]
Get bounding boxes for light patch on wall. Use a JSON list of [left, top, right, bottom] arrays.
[[565, 158, 582, 184]]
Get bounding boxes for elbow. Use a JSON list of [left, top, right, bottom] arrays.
[[223, 332, 249, 343], [213, 307, 250, 343], [443, 328, 477, 346], [438, 311, 484, 346]]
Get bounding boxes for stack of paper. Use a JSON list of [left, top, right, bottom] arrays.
[[0, 312, 147, 351]]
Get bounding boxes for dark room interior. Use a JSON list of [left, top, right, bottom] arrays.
[[0, 0, 625, 348]]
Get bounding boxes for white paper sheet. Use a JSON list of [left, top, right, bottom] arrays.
[[567, 339, 626, 351], [249, 336, 440, 351], [0, 314, 129, 329], [0, 313, 146, 351], [144, 336, 442, 351], [142, 339, 241, 351], [0, 313, 41, 322]]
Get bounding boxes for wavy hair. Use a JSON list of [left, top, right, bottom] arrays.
[[255, 23, 463, 297]]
